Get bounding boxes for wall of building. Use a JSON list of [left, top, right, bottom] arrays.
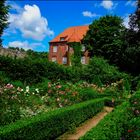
[[0, 47, 26, 58], [49, 42, 90, 65], [49, 42, 69, 64]]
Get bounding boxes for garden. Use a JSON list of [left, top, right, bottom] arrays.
[[0, 54, 139, 139], [0, 0, 140, 139]]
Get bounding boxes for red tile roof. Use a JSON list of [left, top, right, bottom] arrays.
[[50, 25, 89, 43]]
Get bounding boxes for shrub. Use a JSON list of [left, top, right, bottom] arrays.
[[0, 71, 10, 85], [0, 98, 105, 140], [0, 55, 128, 84], [127, 117, 140, 139], [80, 102, 130, 140], [125, 91, 140, 139], [78, 88, 99, 101], [82, 56, 129, 84]]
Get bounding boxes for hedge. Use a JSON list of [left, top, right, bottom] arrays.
[[0, 98, 105, 140], [0, 55, 127, 84], [80, 102, 130, 140]]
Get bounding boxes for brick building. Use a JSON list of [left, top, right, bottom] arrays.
[[48, 25, 89, 65]]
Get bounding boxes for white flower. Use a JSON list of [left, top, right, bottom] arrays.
[[26, 86, 30, 93], [35, 88, 39, 93]]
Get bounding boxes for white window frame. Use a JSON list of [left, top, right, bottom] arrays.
[[81, 56, 86, 64], [62, 57, 67, 64], [52, 57, 57, 62], [53, 46, 57, 53]]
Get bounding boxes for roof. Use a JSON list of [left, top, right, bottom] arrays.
[[50, 25, 89, 43]]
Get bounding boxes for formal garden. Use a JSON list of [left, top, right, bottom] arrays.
[[0, 0, 140, 139]]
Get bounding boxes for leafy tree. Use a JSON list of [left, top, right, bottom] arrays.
[[122, 0, 140, 75], [0, 0, 9, 47], [82, 15, 125, 66], [82, 56, 128, 84], [129, 0, 140, 33]]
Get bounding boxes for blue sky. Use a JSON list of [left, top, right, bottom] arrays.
[[2, 0, 137, 52]]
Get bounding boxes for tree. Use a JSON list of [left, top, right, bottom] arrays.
[[122, 0, 140, 75], [129, 0, 140, 33], [0, 0, 9, 47], [82, 15, 125, 66]]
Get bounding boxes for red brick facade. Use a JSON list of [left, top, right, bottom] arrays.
[[48, 25, 90, 65]]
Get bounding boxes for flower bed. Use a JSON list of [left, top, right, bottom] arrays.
[[0, 98, 105, 140], [0, 79, 126, 126]]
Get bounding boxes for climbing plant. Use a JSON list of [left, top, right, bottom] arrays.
[[68, 42, 82, 66]]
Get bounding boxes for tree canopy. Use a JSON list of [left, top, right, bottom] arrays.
[[0, 0, 9, 47], [82, 15, 125, 66]]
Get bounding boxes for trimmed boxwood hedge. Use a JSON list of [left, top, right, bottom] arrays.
[[0, 98, 105, 140], [80, 102, 130, 140]]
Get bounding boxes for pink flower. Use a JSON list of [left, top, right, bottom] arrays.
[[56, 85, 62, 89], [5, 84, 14, 89]]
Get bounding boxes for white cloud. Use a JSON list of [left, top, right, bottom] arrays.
[[8, 41, 45, 50], [82, 11, 100, 18], [101, 0, 113, 10], [8, 4, 54, 41], [125, 0, 136, 7]]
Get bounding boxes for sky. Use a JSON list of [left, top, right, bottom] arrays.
[[2, 0, 137, 52]]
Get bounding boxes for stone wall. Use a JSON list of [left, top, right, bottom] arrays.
[[0, 47, 27, 58]]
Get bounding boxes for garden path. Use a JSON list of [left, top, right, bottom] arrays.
[[57, 107, 113, 140]]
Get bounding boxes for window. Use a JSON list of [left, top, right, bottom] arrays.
[[81, 56, 86, 64], [63, 57, 67, 64], [60, 37, 65, 41], [81, 45, 85, 52], [53, 46, 57, 52], [52, 57, 56, 62]]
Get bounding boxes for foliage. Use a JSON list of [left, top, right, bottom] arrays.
[[0, 71, 10, 85], [0, 55, 127, 84], [0, 83, 44, 126], [82, 56, 128, 84], [68, 42, 82, 66], [80, 102, 130, 140], [26, 49, 48, 60], [8, 46, 26, 52], [129, 0, 140, 34], [0, 56, 72, 84], [78, 88, 99, 101], [82, 15, 125, 66], [126, 91, 140, 139], [0, 0, 10, 47], [0, 98, 105, 140], [121, 0, 140, 75]]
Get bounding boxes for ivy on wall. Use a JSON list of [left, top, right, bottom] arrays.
[[68, 42, 82, 66]]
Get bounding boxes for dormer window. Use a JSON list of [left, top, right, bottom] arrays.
[[60, 37, 65, 41]]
